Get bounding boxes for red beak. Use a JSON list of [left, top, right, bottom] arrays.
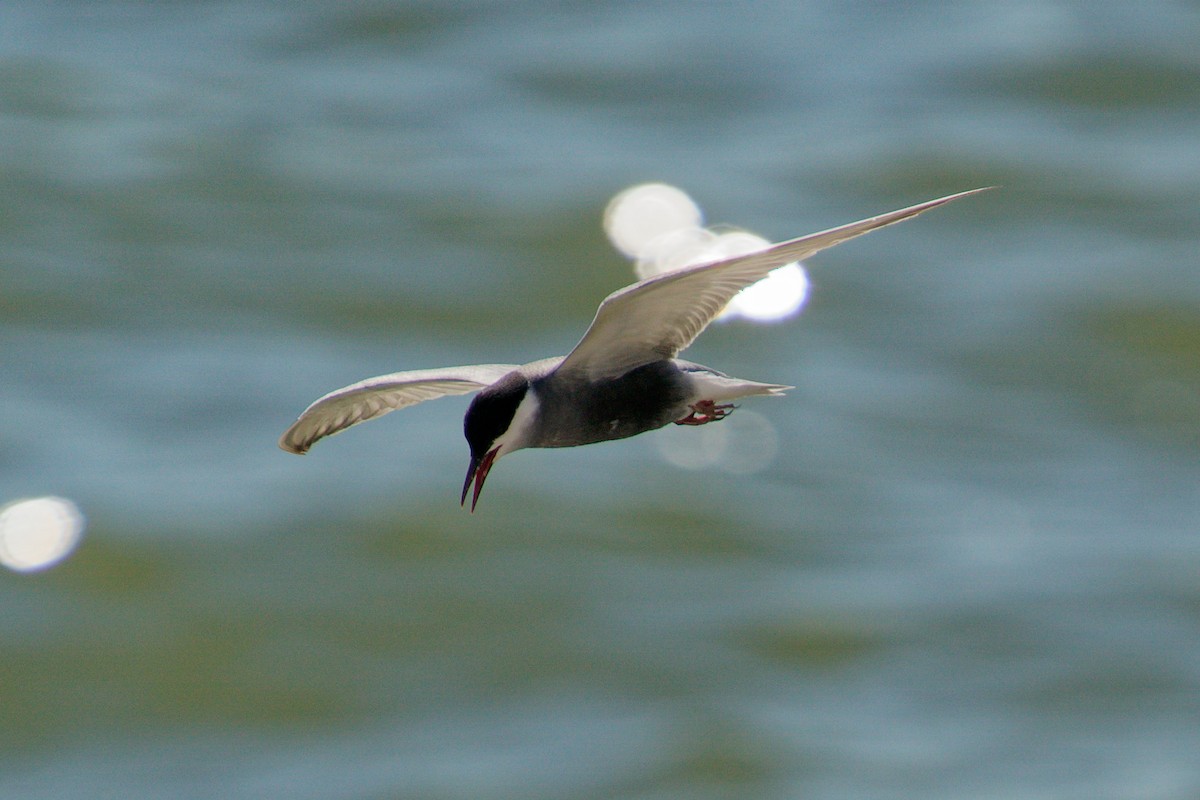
[[461, 447, 500, 512]]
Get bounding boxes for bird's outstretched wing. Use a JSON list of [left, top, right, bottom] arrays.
[[279, 364, 519, 454], [556, 188, 989, 381]]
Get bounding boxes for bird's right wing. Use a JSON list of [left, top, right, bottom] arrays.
[[556, 188, 989, 382], [279, 364, 519, 454]]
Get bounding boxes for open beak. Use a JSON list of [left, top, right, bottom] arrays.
[[461, 446, 500, 512]]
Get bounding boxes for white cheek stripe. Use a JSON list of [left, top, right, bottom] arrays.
[[492, 389, 540, 455]]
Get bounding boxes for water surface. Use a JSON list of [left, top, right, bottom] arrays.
[[2, 2, 1199, 798]]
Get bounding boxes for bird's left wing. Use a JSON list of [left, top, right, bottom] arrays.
[[279, 364, 519, 454], [556, 188, 989, 381]]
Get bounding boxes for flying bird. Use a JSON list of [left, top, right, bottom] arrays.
[[280, 188, 987, 510]]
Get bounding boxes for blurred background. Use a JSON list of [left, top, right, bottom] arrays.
[[2, 2, 1199, 798]]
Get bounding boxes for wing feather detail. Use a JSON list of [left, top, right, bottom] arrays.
[[279, 364, 519, 454], [557, 188, 989, 381]]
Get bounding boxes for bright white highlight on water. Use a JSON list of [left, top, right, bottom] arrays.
[[0, 496, 85, 572], [724, 262, 809, 322], [654, 410, 780, 475], [603, 182, 810, 322], [603, 183, 703, 260], [632, 226, 717, 280]]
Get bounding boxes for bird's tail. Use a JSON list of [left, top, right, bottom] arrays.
[[686, 369, 792, 402]]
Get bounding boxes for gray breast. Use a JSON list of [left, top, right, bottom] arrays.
[[531, 360, 691, 448]]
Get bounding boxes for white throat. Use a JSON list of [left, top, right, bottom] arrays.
[[490, 387, 541, 458]]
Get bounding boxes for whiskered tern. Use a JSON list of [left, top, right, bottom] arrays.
[[280, 188, 987, 509]]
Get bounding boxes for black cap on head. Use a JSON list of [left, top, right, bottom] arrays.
[[461, 372, 528, 510], [463, 371, 528, 458]]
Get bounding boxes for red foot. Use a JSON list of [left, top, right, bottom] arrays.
[[674, 400, 737, 426]]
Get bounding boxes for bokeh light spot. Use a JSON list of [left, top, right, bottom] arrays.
[[605, 183, 810, 322], [603, 183, 703, 259], [0, 496, 86, 573], [655, 410, 781, 475], [633, 227, 718, 280], [723, 263, 810, 322]]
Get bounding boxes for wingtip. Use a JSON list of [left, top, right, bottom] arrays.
[[941, 186, 996, 202], [913, 186, 995, 210], [858, 186, 993, 232], [278, 433, 309, 455]]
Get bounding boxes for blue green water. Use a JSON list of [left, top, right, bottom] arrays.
[[3, 2, 1199, 798]]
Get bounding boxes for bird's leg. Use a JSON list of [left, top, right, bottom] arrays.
[[674, 400, 737, 426]]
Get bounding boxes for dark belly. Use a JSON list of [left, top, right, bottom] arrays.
[[531, 361, 690, 448]]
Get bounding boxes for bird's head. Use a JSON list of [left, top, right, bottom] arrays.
[[461, 371, 535, 511]]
